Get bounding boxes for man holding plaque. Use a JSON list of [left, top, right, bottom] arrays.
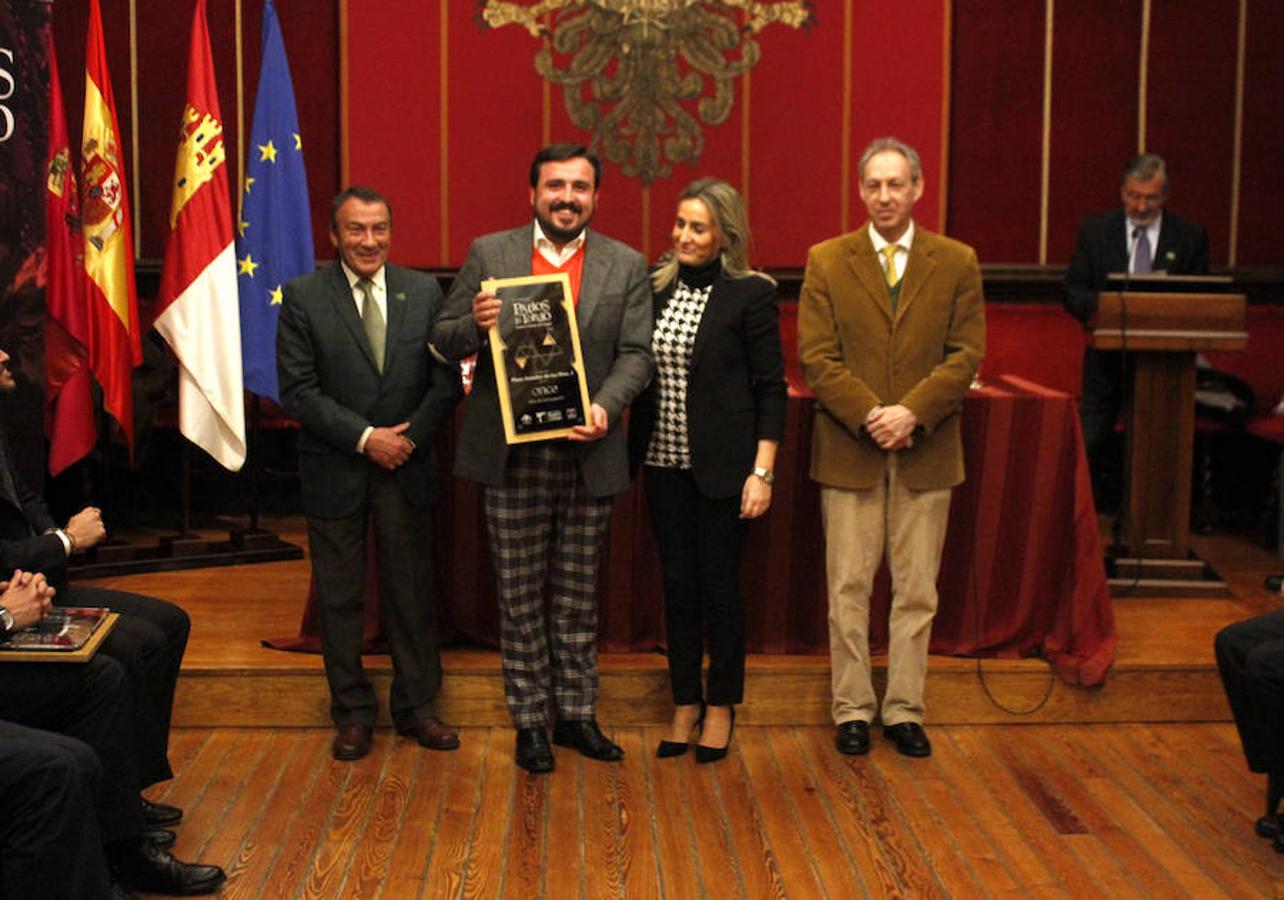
[[432, 144, 652, 773]]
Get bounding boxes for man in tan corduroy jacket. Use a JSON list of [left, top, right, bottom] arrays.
[[798, 137, 985, 759]]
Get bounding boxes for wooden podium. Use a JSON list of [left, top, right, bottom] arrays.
[[1090, 289, 1245, 592]]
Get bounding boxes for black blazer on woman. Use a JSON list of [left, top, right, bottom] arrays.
[[628, 268, 788, 499]]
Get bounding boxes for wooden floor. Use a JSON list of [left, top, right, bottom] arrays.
[[145, 722, 1284, 899], [85, 517, 1284, 727], [85, 517, 1284, 897]]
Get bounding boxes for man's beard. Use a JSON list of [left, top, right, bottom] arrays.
[[537, 203, 590, 244]]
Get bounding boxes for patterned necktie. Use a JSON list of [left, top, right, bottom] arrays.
[[358, 278, 385, 372], [882, 243, 900, 287], [1132, 226, 1153, 274]]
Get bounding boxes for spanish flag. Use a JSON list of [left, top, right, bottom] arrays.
[[80, 0, 142, 453], [154, 0, 245, 470], [45, 33, 96, 476]]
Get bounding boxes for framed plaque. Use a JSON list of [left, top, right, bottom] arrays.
[[482, 273, 592, 444]]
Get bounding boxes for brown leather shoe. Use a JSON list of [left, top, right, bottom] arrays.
[[332, 725, 373, 761], [397, 717, 460, 751]]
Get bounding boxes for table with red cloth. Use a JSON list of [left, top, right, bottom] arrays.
[[266, 369, 1117, 687]]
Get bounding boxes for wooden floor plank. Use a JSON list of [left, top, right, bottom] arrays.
[[614, 730, 661, 900], [181, 730, 293, 864], [544, 745, 584, 900], [646, 734, 702, 900], [345, 738, 420, 899], [1057, 725, 1267, 899], [869, 751, 990, 897], [793, 728, 902, 899], [579, 751, 625, 900], [926, 729, 1070, 898], [303, 734, 395, 898], [218, 729, 331, 900], [379, 738, 454, 899], [676, 730, 749, 900], [764, 728, 868, 898], [997, 727, 1189, 900], [422, 728, 489, 900], [257, 743, 354, 898], [500, 764, 546, 899], [460, 728, 513, 900], [713, 740, 788, 900], [734, 728, 833, 898]]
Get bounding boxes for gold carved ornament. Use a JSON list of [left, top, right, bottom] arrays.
[[480, 1, 814, 185]]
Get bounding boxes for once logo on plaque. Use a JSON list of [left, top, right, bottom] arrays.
[[483, 273, 592, 444]]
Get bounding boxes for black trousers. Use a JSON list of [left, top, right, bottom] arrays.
[[0, 720, 113, 899], [1215, 609, 1284, 774], [0, 655, 146, 843], [307, 467, 442, 729], [645, 466, 747, 706], [1079, 347, 1126, 472], [58, 586, 189, 786]]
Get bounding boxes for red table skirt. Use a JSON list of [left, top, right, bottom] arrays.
[[267, 372, 1116, 687]]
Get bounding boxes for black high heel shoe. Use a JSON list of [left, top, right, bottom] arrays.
[[695, 706, 735, 764], [656, 702, 705, 758]]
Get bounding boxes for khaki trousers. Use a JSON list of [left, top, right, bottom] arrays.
[[821, 453, 952, 727]]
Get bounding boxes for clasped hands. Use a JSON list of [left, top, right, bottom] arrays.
[[0, 569, 56, 630], [866, 404, 917, 450], [365, 423, 415, 470]]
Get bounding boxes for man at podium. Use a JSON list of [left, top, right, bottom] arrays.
[[1064, 153, 1209, 503]]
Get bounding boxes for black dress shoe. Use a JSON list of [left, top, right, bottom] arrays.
[[145, 828, 177, 849], [656, 702, 705, 758], [515, 728, 555, 773], [553, 719, 624, 761], [884, 722, 932, 758], [141, 798, 183, 827], [115, 838, 226, 895], [836, 720, 871, 755], [695, 707, 736, 764]]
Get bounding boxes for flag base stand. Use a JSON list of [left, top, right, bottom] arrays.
[[68, 532, 302, 579]]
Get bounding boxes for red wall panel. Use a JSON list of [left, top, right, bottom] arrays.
[[749, 4, 846, 267], [948, 0, 1044, 263], [1237, 1, 1284, 267], [1146, 0, 1238, 268], [1047, 0, 1142, 264]]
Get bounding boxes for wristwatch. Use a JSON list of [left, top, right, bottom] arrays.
[[0, 606, 14, 634], [752, 466, 774, 485]]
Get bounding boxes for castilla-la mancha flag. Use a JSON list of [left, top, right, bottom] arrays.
[[154, 0, 245, 470], [45, 33, 96, 476], [81, 0, 142, 453]]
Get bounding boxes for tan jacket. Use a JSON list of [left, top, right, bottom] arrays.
[[798, 223, 986, 490]]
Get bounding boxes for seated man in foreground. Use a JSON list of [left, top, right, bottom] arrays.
[[0, 569, 225, 896], [0, 346, 190, 828]]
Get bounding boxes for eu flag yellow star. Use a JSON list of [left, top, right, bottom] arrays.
[[238, 219, 249, 237], [238, 254, 259, 277], [269, 284, 284, 305], [293, 133, 302, 151], [244, 175, 255, 194], [258, 140, 278, 163]]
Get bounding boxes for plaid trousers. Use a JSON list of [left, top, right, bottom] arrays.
[[483, 442, 613, 728]]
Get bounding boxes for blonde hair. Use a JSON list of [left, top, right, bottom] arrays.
[[651, 178, 774, 291]]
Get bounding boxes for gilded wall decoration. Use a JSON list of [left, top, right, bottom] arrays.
[[480, 1, 814, 184]]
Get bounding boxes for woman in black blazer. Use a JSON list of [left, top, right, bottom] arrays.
[[628, 178, 787, 762]]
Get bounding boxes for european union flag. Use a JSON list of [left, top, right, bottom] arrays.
[[236, 0, 313, 402]]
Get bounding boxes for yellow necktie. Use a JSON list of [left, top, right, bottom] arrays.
[[882, 244, 900, 288]]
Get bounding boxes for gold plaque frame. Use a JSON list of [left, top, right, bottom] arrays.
[[483, 273, 593, 444]]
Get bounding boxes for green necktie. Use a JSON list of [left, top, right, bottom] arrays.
[[358, 277, 385, 372], [882, 243, 900, 288]]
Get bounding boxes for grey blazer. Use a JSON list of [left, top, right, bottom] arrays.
[[431, 225, 653, 496], [277, 261, 462, 518]]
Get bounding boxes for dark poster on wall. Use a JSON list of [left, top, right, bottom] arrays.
[[0, 1, 51, 489]]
